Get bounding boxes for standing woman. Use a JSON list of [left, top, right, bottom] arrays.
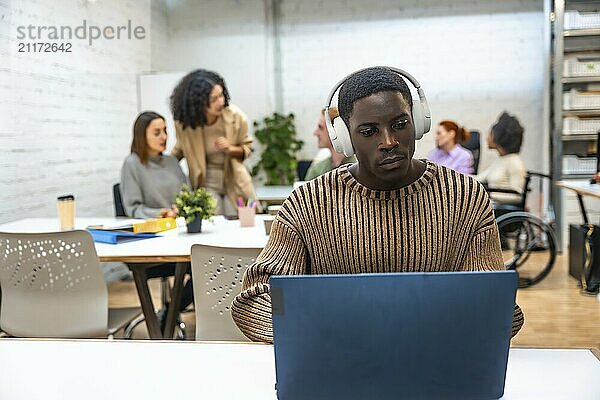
[[170, 69, 258, 216], [427, 120, 474, 175]]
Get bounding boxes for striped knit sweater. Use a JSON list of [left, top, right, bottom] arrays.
[[231, 161, 524, 342]]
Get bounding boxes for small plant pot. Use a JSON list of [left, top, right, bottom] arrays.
[[186, 218, 202, 233]]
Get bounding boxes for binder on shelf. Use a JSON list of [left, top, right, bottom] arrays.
[[87, 229, 158, 245]]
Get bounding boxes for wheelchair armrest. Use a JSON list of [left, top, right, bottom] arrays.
[[486, 187, 521, 195], [494, 204, 523, 213]]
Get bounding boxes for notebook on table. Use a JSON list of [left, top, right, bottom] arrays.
[[271, 271, 517, 400]]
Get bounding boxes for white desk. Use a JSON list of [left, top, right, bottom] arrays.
[[0, 216, 270, 339], [556, 180, 600, 199], [0, 216, 270, 263], [0, 340, 597, 400], [556, 180, 600, 225]]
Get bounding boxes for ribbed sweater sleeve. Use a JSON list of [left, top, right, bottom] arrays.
[[231, 218, 306, 342]]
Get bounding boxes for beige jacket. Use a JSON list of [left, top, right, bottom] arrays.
[[171, 104, 258, 208]]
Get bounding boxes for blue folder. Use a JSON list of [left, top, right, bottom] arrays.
[[87, 229, 158, 244]]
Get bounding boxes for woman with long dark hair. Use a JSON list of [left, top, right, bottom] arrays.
[[170, 69, 258, 216], [120, 111, 192, 332], [121, 111, 186, 218]]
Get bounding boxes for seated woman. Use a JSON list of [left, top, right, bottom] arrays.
[[121, 111, 186, 218], [428, 120, 474, 175], [120, 111, 192, 332], [475, 112, 526, 205]]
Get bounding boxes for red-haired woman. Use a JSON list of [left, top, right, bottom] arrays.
[[427, 120, 474, 175]]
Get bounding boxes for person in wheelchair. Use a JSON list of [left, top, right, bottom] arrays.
[[474, 113, 556, 287], [475, 111, 526, 210]]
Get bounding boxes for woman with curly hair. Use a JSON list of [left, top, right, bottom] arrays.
[[475, 112, 526, 204], [170, 69, 258, 216]]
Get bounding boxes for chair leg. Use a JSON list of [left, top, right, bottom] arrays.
[[161, 276, 170, 307], [123, 314, 146, 339]]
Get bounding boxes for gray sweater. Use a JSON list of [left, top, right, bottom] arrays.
[[120, 153, 187, 219]]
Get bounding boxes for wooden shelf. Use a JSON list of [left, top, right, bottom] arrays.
[[562, 134, 598, 141], [564, 28, 600, 37], [562, 76, 600, 83]]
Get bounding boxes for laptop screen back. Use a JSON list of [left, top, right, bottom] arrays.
[[271, 271, 517, 400]]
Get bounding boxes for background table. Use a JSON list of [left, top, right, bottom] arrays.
[[0, 216, 271, 263], [556, 180, 600, 224], [0, 216, 270, 339], [0, 340, 597, 400]]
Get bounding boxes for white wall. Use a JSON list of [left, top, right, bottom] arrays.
[[0, 0, 166, 223], [279, 0, 546, 172], [162, 0, 547, 176]]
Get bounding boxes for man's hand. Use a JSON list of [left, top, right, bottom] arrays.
[[215, 137, 231, 154]]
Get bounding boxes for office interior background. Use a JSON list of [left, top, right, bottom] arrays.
[[2, 0, 551, 221], [1, 0, 599, 347]]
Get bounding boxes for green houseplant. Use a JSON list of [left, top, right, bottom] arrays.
[[175, 185, 217, 233], [251, 112, 304, 185]]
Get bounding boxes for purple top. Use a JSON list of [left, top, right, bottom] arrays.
[[427, 144, 474, 175]]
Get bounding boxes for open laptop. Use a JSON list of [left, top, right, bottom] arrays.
[[271, 271, 517, 400]]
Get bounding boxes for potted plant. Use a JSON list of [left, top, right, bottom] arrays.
[[175, 185, 217, 233], [251, 112, 304, 185]]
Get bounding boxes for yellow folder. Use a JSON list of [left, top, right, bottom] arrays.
[[132, 217, 177, 233]]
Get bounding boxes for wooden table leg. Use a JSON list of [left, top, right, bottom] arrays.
[[164, 262, 187, 339], [131, 266, 162, 339]]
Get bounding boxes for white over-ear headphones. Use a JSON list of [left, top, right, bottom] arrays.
[[324, 66, 431, 157]]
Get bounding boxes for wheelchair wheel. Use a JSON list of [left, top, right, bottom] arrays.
[[496, 212, 557, 288]]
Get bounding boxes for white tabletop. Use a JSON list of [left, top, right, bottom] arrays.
[[556, 179, 600, 199], [0, 340, 597, 400], [0, 216, 271, 262]]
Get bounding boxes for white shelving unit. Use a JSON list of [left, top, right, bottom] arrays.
[[551, 1, 600, 249]]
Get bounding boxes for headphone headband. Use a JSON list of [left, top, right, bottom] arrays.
[[325, 66, 425, 108]]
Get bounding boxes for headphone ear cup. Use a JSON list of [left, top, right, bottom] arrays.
[[412, 102, 424, 140], [333, 118, 354, 157]]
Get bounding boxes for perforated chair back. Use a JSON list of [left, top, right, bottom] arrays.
[[191, 244, 262, 341], [0, 230, 109, 338]]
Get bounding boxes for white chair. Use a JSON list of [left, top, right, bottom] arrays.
[[191, 244, 262, 341], [0, 230, 141, 339]]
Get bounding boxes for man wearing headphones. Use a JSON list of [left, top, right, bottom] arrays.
[[231, 66, 523, 343]]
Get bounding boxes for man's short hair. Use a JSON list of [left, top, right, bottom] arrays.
[[338, 67, 413, 127], [491, 112, 524, 155]]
